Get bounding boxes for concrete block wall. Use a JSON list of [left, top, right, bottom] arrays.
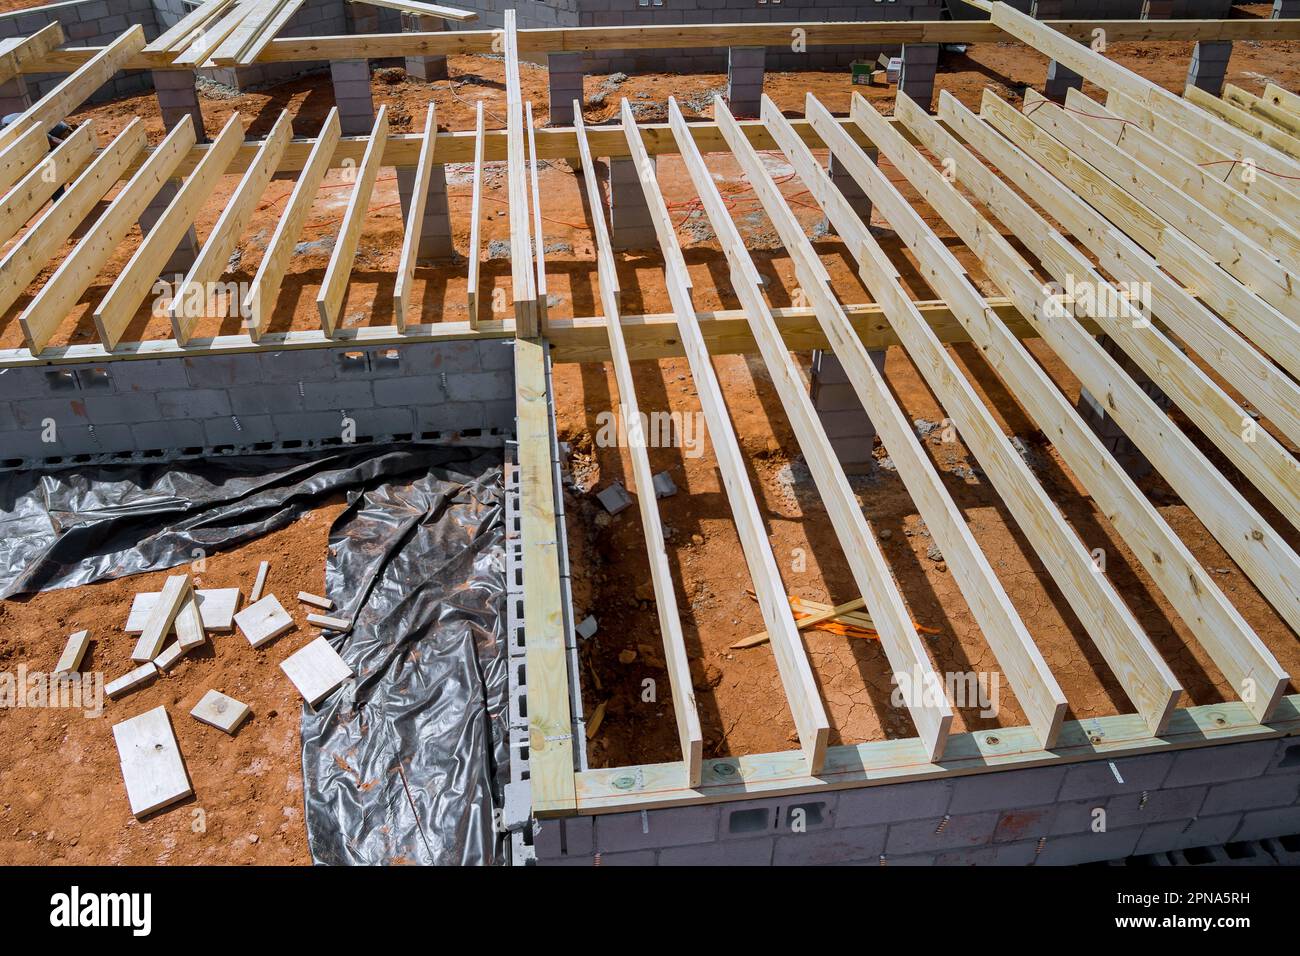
[[529, 736, 1300, 865], [0, 340, 516, 467]]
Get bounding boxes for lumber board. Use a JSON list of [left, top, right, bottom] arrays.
[[346, 0, 478, 20], [297, 591, 332, 610], [1263, 83, 1300, 120], [394, 102, 438, 330], [516, 336, 578, 814], [0, 22, 63, 86], [20, 116, 194, 355], [146, 0, 238, 53], [0, 120, 49, 200], [53, 630, 90, 675], [94, 112, 246, 350], [1223, 83, 1300, 140], [234, 594, 294, 648], [171, 109, 292, 343], [243, 107, 340, 337], [190, 689, 251, 733], [466, 100, 484, 327], [913, 90, 1290, 723], [173, 596, 207, 652], [1186, 84, 1300, 162], [126, 587, 241, 633], [526, 100, 547, 331], [503, 10, 537, 336], [112, 705, 191, 817], [250, 560, 270, 602], [306, 612, 349, 631], [105, 661, 159, 699], [221, 0, 307, 66], [132, 573, 192, 663], [579, 105, 703, 785], [317, 104, 388, 334], [0, 120, 146, 340], [715, 96, 952, 761], [280, 635, 352, 705], [0, 119, 96, 249], [172, 0, 258, 67]]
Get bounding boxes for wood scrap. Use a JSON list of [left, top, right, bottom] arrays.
[[190, 690, 251, 734], [585, 699, 608, 741], [173, 595, 207, 652], [250, 561, 270, 602], [126, 586, 240, 633], [131, 574, 191, 662], [306, 613, 350, 632], [234, 594, 295, 648], [297, 591, 332, 611], [53, 630, 90, 675], [105, 661, 159, 699], [154, 641, 187, 672], [280, 636, 351, 706], [112, 705, 192, 817]]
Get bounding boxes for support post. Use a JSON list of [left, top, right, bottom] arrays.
[[1045, 60, 1083, 102], [1076, 335, 1171, 480], [1141, 0, 1175, 18], [138, 180, 200, 279], [809, 349, 885, 474], [0, 76, 31, 117], [899, 44, 940, 111], [547, 52, 583, 128], [152, 70, 206, 142], [404, 14, 449, 81], [1186, 41, 1233, 96], [827, 150, 873, 236], [726, 46, 766, 118], [330, 59, 375, 136], [608, 156, 657, 251], [397, 163, 455, 260]]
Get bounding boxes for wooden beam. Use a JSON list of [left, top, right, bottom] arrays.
[[0, 22, 63, 86], [20, 118, 194, 353], [92, 113, 244, 349], [504, 11, 537, 336], [317, 105, 389, 334], [1263, 83, 1300, 120], [1223, 83, 1300, 140], [912, 90, 1289, 724], [515, 336, 577, 815], [345, 0, 478, 21], [715, 96, 953, 762], [1186, 84, 1300, 162], [172, 0, 259, 68], [0, 120, 95, 248], [243, 107, 340, 338], [0, 121, 50, 201], [576, 105, 703, 786], [466, 100, 484, 328], [526, 100, 547, 332], [394, 103, 438, 331], [171, 110, 292, 343], [146, 0, 239, 54]]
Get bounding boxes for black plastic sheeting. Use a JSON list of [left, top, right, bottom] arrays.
[[0, 445, 510, 866]]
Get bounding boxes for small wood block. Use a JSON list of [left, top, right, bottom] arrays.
[[250, 561, 270, 602], [280, 636, 352, 706], [126, 587, 240, 633], [190, 689, 250, 734], [53, 630, 90, 674], [131, 574, 191, 662], [234, 594, 295, 648], [173, 595, 206, 651], [298, 591, 333, 611], [112, 705, 192, 817], [154, 641, 186, 672], [105, 661, 159, 699], [306, 613, 350, 632]]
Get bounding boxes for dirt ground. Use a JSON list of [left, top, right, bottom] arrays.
[[2, 9, 1300, 861]]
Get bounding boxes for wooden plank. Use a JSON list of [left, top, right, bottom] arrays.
[[0, 119, 96, 249], [19, 116, 194, 355], [526, 100, 547, 332], [503, 10, 537, 336], [131, 573, 192, 662], [146, 0, 239, 54], [94, 112, 246, 350], [0, 25, 144, 152], [171, 109, 292, 343], [173, 596, 207, 653], [112, 705, 192, 817], [1263, 83, 1300, 120], [394, 103, 438, 330], [466, 100, 484, 327], [234, 594, 294, 648], [0, 120, 146, 336], [577, 106, 703, 785], [0, 120, 50, 200], [242, 107, 340, 337], [154, 641, 188, 672], [280, 635, 352, 706], [1186, 83, 1300, 162], [53, 630, 90, 675], [317, 104, 388, 334], [126, 587, 240, 633], [0, 22, 63, 87], [190, 689, 251, 734], [228, 0, 307, 66], [250, 560, 270, 602], [172, 0, 259, 67], [298, 591, 332, 610], [516, 336, 577, 814], [712, 96, 953, 761], [1223, 83, 1300, 140], [105, 661, 160, 699], [913, 90, 1290, 724], [345, 0, 478, 20], [306, 612, 350, 631]]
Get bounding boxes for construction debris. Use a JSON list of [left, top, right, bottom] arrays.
[[173, 596, 207, 652], [154, 641, 187, 672], [250, 561, 270, 602], [234, 594, 295, 649], [190, 690, 252, 735], [131, 574, 191, 662], [280, 636, 352, 706], [575, 614, 598, 639], [53, 630, 89, 675], [105, 661, 160, 700], [112, 705, 192, 817], [297, 591, 333, 611], [126, 587, 240, 633], [596, 480, 633, 515], [306, 613, 350, 632], [652, 471, 678, 499]]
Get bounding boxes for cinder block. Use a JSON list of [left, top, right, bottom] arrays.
[[1058, 752, 1173, 801], [228, 383, 307, 416], [886, 811, 998, 855], [948, 764, 1065, 814], [82, 392, 160, 425], [661, 837, 775, 865], [156, 388, 232, 419], [593, 804, 720, 852], [478, 339, 515, 371], [1162, 740, 1277, 788], [1267, 738, 1300, 774], [993, 805, 1056, 843], [130, 418, 206, 450], [450, 371, 514, 403], [1185, 41, 1232, 96], [1045, 59, 1083, 102], [1201, 776, 1300, 816], [204, 414, 276, 446], [257, 349, 337, 383], [413, 402, 487, 433], [349, 406, 415, 437], [301, 380, 375, 412], [52, 423, 135, 456], [548, 52, 584, 127], [837, 778, 953, 827], [935, 840, 1041, 865], [184, 354, 263, 388], [774, 823, 887, 865], [1135, 814, 1242, 855], [1034, 826, 1142, 865]]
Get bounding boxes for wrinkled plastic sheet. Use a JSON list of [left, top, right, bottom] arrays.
[[0, 445, 509, 866]]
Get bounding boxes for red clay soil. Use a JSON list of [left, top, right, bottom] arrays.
[[3, 17, 1300, 860]]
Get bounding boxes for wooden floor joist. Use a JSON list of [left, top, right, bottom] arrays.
[[394, 103, 438, 330], [466, 100, 484, 328]]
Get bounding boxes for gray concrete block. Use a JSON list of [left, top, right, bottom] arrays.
[[451, 371, 514, 403], [661, 837, 775, 865], [837, 778, 952, 827], [1226, 804, 1300, 843], [130, 418, 206, 450], [53, 423, 135, 456], [948, 764, 1065, 814], [548, 52, 584, 126], [349, 406, 415, 437], [184, 354, 263, 389], [1267, 738, 1300, 774], [413, 402, 487, 433], [993, 804, 1056, 842], [156, 388, 232, 419], [1045, 59, 1083, 102], [0, 400, 16, 432], [257, 349, 337, 383], [478, 339, 515, 371], [11, 397, 82, 430], [301, 380, 375, 412], [1163, 741, 1277, 788], [228, 383, 306, 416], [774, 823, 887, 864], [935, 840, 1041, 865], [1201, 776, 1300, 816], [1135, 814, 1242, 855], [204, 414, 276, 446], [593, 804, 720, 852], [82, 392, 160, 426], [886, 811, 998, 855], [1058, 752, 1173, 801], [1034, 826, 1141, 865]]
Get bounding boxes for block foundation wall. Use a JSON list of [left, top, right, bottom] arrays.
[[525, 737, 1300, 865], [0, 340, 516, 468]]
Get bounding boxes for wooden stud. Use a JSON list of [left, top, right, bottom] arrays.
[[317, 105, 389, 334], [466, 100, 484, 327], [53, 630, 90, 675], [298, 591, 332, 610], [306, 612, 350, 631], [173, 596, 207, 653], [112, 705, 192, 817], [250, 560, 270, 602], [279, 635, 352, 706], [154, 641, 187, 672], [394, 102, 438, 330], [126, 586, 240, 633], [0, 22, 64, 86], [503, 10, 537, 336], [526, 100, 547, 331], [0, 121, 49, 200], [105, 661, 160, 700], [1186, 84, 1300, 162], [131, 573, 192, 663], [0, 120, 96, 249]]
